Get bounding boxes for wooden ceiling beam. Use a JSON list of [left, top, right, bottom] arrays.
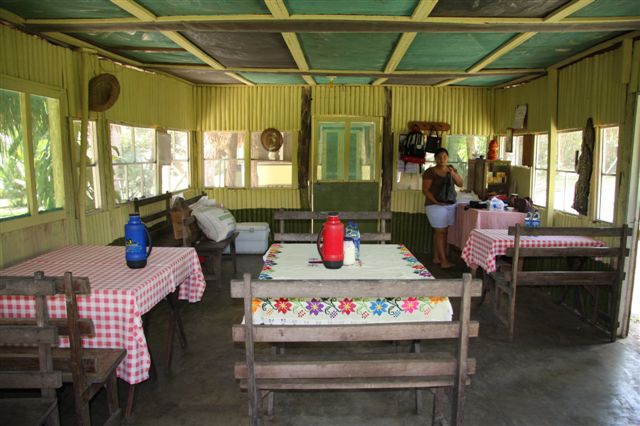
[[549, 30, 640, 70], [411, 0, 439, 20], [265, 0, 314, 85], [22, 19, 640, 33], [107, 0, 252, 85], [544, 0, 595, 23], [467, 32, 537, 73], [435, 78, 467, 87], [42, 32, 144, 66], [0, 7, 25, 24], [110, 0, 156, 22]]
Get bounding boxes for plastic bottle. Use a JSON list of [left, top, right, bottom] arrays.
[[525, 210, 533, 227], [532, 209, 540, 228]]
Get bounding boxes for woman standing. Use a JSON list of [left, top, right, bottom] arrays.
[[422, 148, 463, 269]]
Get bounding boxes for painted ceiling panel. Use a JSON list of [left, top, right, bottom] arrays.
[[430, 0, 570, 18], [118, 51, 204, 64], [164, 69, 241, 84], [314, 76, 373, 85], [488, 31, 623, 69], [570, 0, 640, 17], [136, 0, 270, 16], [285, 0, 419, 16], [454, 75, 522, 87], [0, 0, 131, 19], [239, 72, 306, 84], [183, 32, 296, 69], [299, 33, 398, 71], [70, 31, 178, 48], [398, 33, 516, 71]]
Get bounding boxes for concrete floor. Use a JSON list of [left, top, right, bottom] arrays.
[[58, 251, 640, 426]]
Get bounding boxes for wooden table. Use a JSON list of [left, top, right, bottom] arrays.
[[0, 245, 205, 415], [447, 204, 526, 250], [461, 229, 605, 273], [254, 243, 453, 324]]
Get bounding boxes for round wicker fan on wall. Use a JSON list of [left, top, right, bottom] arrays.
[[88, 73, 120, 112], [260, 128, 283, 152]]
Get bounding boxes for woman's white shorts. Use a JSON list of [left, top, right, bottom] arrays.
[[425, 204, 456, 229]]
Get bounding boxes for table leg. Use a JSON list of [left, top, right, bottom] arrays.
[[125, 384, 136, 419]]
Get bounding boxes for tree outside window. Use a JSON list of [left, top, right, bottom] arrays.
[[1, 88, 64, 220], [597, 126, 619, 222], [161, 129, 190, 192], [111, 124, 156, 202], [73, 120, 101, 211], [533, 134, 548, 207], [203, 131, 245, 188], [250, 131, 293, 187], [555, 131, 582, 214]]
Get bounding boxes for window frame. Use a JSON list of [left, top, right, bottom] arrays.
[[72, 119, 102, 212], [1, 75, 68, 231], [109, 122, 158, 203], [249, 130, 295, 188], [554, 129, 583, 215], [532, 133, 549, 207], [202, 130, 247, 189], [595, 125, 619, 223], [160, 128, 191, 193]]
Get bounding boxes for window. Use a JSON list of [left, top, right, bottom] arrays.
[[555, 130, 582, 214], [501, 135, 524, 165], [110, 123, 156, 202], [203, 131, 245, 188], [395, 133, 432, 190], [250, 131, 293, 187], [446, 135, 488, 187], [316, 120, 376, 182], [1, 88, 64, 220], [73, 120, 101, 211], [596, 126, 619, 222], [160, 129, 190, 192], [532, 134, 548, 207]]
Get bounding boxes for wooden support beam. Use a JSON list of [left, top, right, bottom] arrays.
[[110, 0, 156, 22], [43, 32, 144, 66], [384, 33, 417, 74], [372, 78, 388, 86], [264, 0, 289, 19], [467, 32, 537, 73], [544, 0, 595, 23], [0, 7, 25, 24], [159, 31, 224, 70], [23, 19, 640, 33], [435, 77, 467, 87], [298, 87, 312, 210], [381, 87, 393, 211], [412, 0, 439, 20]]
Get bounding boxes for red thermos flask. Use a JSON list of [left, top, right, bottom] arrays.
[[317, 213, 344, 269]]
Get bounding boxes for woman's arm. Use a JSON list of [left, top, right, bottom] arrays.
[[422, 174, 440, 204], [448, 166, 464, 187]]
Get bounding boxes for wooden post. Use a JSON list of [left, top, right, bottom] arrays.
[[243, 273, 261, 425], [452, 273, 472, 426], [381, 87, 393, 212], [298, 87, 312, 211]]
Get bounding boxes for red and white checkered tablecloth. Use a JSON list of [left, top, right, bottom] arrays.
[[461, 229, 605, 273], [0, 245, 205, 384]]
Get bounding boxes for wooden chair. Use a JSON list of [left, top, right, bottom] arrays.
[[231, 273, 481, 425], [133, 191, 181, 247], [273, 210, 392, 243], [490, 224, 630, 341], [0, 271, 63, 426], [0, 272, 126, 425]]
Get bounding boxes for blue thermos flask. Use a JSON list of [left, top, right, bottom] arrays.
[[125, 213, 153, 268]]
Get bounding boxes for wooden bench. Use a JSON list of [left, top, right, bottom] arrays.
[[0, 272, 126, 425], [133, 191, 181, 247], [273, 210, 392, 243], [489, 224, 630, 341], [231, 273, 481, 425]]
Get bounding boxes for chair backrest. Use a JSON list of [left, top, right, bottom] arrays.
[[273, 210, 392, 243], [0, 272, 93, 390], [133, 191, 173, 231], [505, 224, 630, 286]]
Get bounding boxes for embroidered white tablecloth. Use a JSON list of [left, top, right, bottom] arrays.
[[253, 244, 452, 325]]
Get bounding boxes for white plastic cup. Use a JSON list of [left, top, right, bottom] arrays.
[[343, 240, 356, 266]]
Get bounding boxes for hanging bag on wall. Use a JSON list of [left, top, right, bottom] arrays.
[[400, 129, 427, 164], [436, 172, 457, 204], [425, 127, 441, 153]]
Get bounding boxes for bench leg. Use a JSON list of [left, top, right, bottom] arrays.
[[106, 372, 123, 423], [214, 251, 223, 283], [432, 387, 447, 426], [125, 384, 136, 419], [231, 240, 237, 273]]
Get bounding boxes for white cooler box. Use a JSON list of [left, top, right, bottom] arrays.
[[224, 222, 270, 254]]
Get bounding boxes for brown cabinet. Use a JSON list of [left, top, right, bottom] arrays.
[[467, 159, 511, 200]]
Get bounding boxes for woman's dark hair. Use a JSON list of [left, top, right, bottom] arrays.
[[434, 148, 449, 157]]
